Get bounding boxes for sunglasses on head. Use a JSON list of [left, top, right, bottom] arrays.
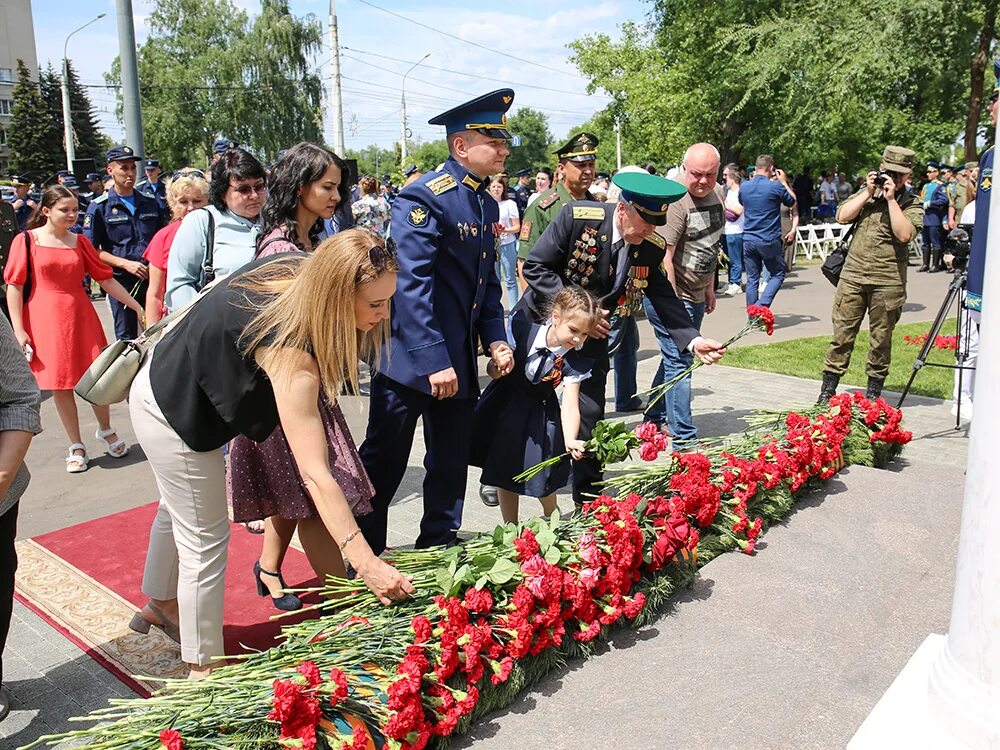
[[173, 169, 205, 180], [230, 181, 267, 196], [368, 236, 397, 270], [990, 92, 999, 104]]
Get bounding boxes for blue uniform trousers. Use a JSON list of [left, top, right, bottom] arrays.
[[358, 373, 474, 555], [109, 273, 146, 340]]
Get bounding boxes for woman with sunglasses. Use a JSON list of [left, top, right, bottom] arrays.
[[226, 142, 361, 610], [128, 228, 414, 678], [142, 170, 210, 324], [164, 149, 266, 311]]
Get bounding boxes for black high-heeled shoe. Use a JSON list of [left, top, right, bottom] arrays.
[[253, 561, 302, 612]]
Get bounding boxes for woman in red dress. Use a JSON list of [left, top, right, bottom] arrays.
[[4, 186, 147, 473]]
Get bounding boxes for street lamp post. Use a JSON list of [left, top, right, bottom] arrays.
[[400, 54, 430, 169], [62, 13, 107, 172]]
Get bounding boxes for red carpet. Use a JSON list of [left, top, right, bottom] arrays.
[[14, 502, 322, 694]]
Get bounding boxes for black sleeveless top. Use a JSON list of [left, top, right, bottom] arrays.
[[149, 254, 301, 451]]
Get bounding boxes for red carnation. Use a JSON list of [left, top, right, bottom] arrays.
[[329, 667, 349, 705], [159, 729, 183, 750], [411, 615, 433, 644], [342, 727, 369, 750], [513, 529, 540, 560], [463, 587, 494, 614], [296, 660, 322, 688], [639, 442, 661, 462], [747, 304, 775, 335], [634, 421, 659, 441]]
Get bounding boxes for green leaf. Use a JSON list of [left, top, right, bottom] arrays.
[[475, 575, 488, 590], [534, 524, 556, 553], [544, 544, 561, 565], [486, 558, 520, 585]]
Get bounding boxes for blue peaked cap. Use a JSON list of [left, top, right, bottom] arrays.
[[428, 89, 514, 139]]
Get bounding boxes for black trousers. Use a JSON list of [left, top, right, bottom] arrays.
[[0, 502, 18, 685], [571, 352, 611, 506], [358, 374, 475, 556]]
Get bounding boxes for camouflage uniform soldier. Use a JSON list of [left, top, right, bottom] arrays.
[[818, 146, 924, 402], [949, 162, 975, 227], [517, 132, 598, 262]]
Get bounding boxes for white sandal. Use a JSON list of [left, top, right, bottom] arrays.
[[96, 428, 129, 458], [66, 443, 89, 473]]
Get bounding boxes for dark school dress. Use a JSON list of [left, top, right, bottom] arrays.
[[471, 309, 593, 497]]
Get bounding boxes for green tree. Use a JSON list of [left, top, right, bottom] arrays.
[[409, 139, 450, 174], [8, 59, 63, 180], [571, 0, 995, 177], [347, 143, 399, 181], [504, 107, 553, 174], [107, 0, 324, 167]]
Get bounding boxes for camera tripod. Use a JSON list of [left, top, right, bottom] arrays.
[[896, 270, 975, 429]]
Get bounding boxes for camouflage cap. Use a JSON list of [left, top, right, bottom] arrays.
[[965, 161, 979, 171], [880, 146, 915, 175]]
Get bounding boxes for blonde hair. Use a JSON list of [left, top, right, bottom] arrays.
[[236, 228, 397, 402], [167, 172, 210, 221]]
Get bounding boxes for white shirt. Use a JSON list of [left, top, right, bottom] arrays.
[[820, 179, 837, 203], [522, 322, 590, 384], [497, 199, 519, 244], [724, 186, 744, 235], [961, 200, 975, 225]]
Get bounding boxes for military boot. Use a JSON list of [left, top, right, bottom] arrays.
[[817, 372, 840, 404], [866, 376, 885, 400]]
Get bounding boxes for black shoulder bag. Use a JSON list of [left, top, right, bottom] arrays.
[[199, 208, 217, 289], [820, 222, 857, 286], [20, 231, 32, 302]]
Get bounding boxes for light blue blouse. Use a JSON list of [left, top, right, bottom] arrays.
[[165, 205, 259, 310]]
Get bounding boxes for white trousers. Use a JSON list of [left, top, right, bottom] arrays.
[[953, 307, 980, 409], [129, 359, 229, 665]]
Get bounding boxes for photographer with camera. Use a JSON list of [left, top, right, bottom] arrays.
[[817, 146, 924, 403]]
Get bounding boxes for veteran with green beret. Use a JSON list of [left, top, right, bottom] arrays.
[[517, 170, 727, 505], [819, 145, 923, 403], [517, 132, 599, 265]]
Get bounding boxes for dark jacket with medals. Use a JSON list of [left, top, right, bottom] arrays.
[[519, 200, 700, 356]]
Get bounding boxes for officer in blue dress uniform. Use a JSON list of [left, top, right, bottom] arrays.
[[136, 159, 168, 212], [519, 172, 727, 504], [966, 60, 998, 317], [211, 137, 237, 167], [358, 89, 517, 555], [84, 146, 167, 340], [81, 172, 105, 202]]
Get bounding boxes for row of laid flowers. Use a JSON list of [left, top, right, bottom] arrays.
[[27, 391, 909, 750]]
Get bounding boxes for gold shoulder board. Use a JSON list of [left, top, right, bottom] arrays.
[[572, 206, 607, 221], [644, 231, 666, 249], [426, 175, 457, 195]]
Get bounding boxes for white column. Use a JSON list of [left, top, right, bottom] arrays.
[[925, 106, 1000, 747], [850, 111, 1000, 749]]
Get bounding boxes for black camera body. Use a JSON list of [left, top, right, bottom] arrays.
[[945, 225, 972, 271]]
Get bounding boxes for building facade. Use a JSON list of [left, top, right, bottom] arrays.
[[0, 0, 38, 174]]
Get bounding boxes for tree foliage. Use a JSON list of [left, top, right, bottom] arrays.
[[108, 0, 324, 167], [8, 59, 63, 180], [504, 107, 553, 174], [37, 61, 109, 168], [570, 0, 997, 175]]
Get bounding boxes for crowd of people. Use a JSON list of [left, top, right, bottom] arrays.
[[0, 72, 995, 714]]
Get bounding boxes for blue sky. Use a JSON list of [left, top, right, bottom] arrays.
[[32, 0, 650, 150]]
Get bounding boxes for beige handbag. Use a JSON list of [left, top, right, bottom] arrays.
[[74, 284, 213, 405]]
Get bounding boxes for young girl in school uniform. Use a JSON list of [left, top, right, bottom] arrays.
[[472, 286, 601, 523]]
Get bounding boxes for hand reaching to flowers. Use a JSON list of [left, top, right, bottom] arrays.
[[357, 557, 416, 606], [692, 338, 726, 365], [565, 439, 587, 460]]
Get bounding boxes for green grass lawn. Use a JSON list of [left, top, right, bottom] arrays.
[[723, 318, 959, 399]]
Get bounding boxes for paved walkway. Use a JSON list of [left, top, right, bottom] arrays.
[[2, 264, 970, 746]]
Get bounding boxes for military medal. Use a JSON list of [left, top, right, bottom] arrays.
[[470, 223, 478, 237]]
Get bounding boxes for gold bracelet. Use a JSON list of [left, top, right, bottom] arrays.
[[339, 529, 360, 552]]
